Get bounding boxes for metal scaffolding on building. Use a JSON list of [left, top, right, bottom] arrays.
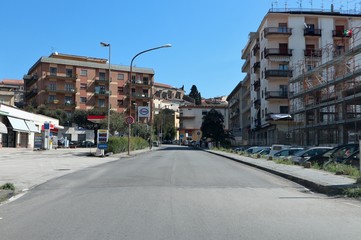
[[289, 27, 361, 146]]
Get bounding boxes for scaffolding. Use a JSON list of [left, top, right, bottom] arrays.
[[289, 27, 361, 146]]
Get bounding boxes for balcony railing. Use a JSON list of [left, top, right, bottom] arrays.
[[25, 88, 38, 99], [264, 48, 292, 58], [332, 30, 352, 38], [253, 61, 260, 72], [23, 74, 38, 87], [253, 79, 260, 91], [46, 87, 77, 93], [304, 49, 322, 58], [131, 93, 151, 99], [265, 70, 293, 78], [265, 91, 288, 99], [304, 28, 322, 36], [131, 80, 152, 86], [264, 27, 292, 37], [46, 73, 77, 80]]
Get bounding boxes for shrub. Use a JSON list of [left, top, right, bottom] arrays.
[[343, 187, 361, 198], [1, 183, 15, 191], [323, 163, 360, 179], [273, 158, 295, 165], [108, 136, 149, 154]]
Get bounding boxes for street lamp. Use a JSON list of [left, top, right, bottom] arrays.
[[127, 44, 172, 155], [100, 42, 111, 136]]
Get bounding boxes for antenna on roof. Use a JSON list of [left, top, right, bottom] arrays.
[[297, 0, 303, 8], [271, 0, 278, 9], [309, 0, 313, 9]]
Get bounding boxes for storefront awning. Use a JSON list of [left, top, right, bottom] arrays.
[[25, 120, 40, 133], [0, 121, 7, 134], [7, 116, 30, 133]]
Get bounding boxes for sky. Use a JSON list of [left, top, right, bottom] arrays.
[[0, 0, 354, 98]]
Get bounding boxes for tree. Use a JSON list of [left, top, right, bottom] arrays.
[[189, 85, 202, 105], [201, 109, 225, 147], [154, 109, 176, 141]]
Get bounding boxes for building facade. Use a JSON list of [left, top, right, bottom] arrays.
[[241, 8, 361, 146], [0, 79, 24, 107], [178, 105, 229, 144], [23, 53, 155, 121]]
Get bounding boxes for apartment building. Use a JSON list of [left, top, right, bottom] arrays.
[[0, 79, 24, 107], [241, 7, 361, 145], [178, 105, 229, 143], [23, 53, 155, 121]]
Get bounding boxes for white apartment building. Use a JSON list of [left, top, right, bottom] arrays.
[[241, 7, 361, 145]]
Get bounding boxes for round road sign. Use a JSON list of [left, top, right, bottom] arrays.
[[125, 116, 135, 124]]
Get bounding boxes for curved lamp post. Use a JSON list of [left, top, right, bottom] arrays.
[[100, 42, 111, 135], [127, 44, 172, 155]]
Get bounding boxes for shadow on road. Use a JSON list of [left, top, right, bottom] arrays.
[[158, 145, 202, 151]]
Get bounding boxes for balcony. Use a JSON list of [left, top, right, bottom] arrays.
[[94, 77, 110, 84], [23, 74, 38, 87], [25, 88, 38, 99], [332, 30, 352, 38], [265, 69, 293, 78], [45, 73, 77, 80], [94, 89, 110, 96], [304, 28, 322, 36], [263, 27, 292, 37], [131, 92, 151, 100], [131, 79, 152, 88], [304, 49, 322, 58], [253, 79, 260, 91], [265, 91, 288, 99], [252, 42, 260, 55], [264, 48, 292, 58], [46, 87, 77, 94], [253, 61, 260, 72]]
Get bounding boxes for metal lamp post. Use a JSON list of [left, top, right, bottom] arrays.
[[127, 44, 172, 155], [100, 42, 111, 136]]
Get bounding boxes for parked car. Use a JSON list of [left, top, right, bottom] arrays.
[[305, 144, 359, 165], [272, 148, 305, 159], [79, 141, 95, 148], [288, 147, 333, 164], [233, 146, 247, 152], [269, 144, 291, 157], [245, 146, 269, 154], [257, 147, 271, 155]]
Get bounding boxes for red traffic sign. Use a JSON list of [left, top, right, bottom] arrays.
[[125, 116, 135, 124]]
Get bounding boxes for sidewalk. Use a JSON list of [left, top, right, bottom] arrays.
[[206, 149, 358, 195], [0, 147, 150, 202]]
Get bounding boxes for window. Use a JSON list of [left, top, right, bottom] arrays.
[[278, 23, 288, 33], [50, 67, 57, 76], [49, 83, 56, 91], [117, 74, 124, 80], [65, 96, 73, 105], [143, 77, 149, 85], [99, 72, 106, 80], [118, 87, 124, 94], [280, 106, 289, 114], [65, 84, 74, 92], [80, 97, 87, 103], [279, 64, 289, 70], [66, 69, 73, 77], [118, 100, 124, 106], [98, 99, 105, 107], [48, 95, 56, 102], [80, 70, 88, 76], [80, 83, 87, 89]]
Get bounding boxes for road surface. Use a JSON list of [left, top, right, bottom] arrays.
[[0, 145, 361, 239]]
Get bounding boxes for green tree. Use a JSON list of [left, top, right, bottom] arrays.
[[154, 109, 176, 141], [201, 109, 225, 147], [189, 85, 202, 105]]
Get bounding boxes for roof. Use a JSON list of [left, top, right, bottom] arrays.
[[0, 79, 24, 85], [27, 53, 155, 75]]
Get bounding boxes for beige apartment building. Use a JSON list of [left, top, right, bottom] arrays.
[[0, 79, 24, 107], [24, 53, 155, 121], [240, 7, 361, 146]]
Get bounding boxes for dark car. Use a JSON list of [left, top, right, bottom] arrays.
[[79, 141, 96, 148], [306, 144, 359, 165]]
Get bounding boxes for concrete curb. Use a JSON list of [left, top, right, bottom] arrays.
[[205, 150, 357, 196]]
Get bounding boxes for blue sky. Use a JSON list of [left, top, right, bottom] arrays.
[[0, 0, 351, 98]]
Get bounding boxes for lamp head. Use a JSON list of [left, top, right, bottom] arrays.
[[100, 42, 110, 47]]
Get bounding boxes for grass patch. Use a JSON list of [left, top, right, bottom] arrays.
[[273, 158, 295, 165], [323, 163, 360, 179], [1, 183, 15, 191], [343, 187, 361, 198]]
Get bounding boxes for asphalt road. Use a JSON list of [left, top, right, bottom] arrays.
[[1, 145, 361, 239]]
